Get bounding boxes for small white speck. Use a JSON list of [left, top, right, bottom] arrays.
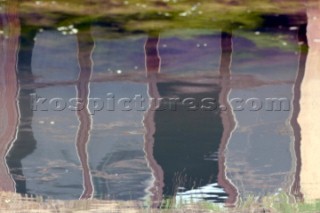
[[255, 31, 260, 35], [196, 43, 201, 48], [50, 121, 55, 125], [203, 43, 207, 47], [39, 28, 44, 32], [62, 31, 67, 35], [162, 44, 167, 48], [282, 42, 288, 46], [116, 70, 122, 74], [39, 120, 45, 124], [289, 26, 298, 31], [134, 66, 138, 70]]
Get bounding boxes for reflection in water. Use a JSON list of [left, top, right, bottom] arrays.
[[291, 23, 308, 200], [1, 1, 319, 205], [151, 33, 239, 203], [224, 21, 303, 200], [5, 24, 38, 195], [217, 31, 238, 205], [298, 6, 320, 201], [75, 27, 94, 199], [0, 2, 20, 192], [143, 34, 164, 206]]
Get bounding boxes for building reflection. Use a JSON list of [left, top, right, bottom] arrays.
[[1, 3, 316, 205]]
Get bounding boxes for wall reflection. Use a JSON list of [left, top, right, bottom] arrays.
[[297, 5, 320, 201]]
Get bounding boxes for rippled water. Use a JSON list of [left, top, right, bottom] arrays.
[[1, 0, 320, 207]]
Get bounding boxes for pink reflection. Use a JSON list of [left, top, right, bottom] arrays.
[[76, 28, 94, 199], [217, 31, 238, 205], [143, 34, 164, 206], [0, 2, 20, 192]]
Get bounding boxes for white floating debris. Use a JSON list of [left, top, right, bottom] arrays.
[[57, 26, 67, 31], [179, 12, 188, 17], [203, 43, 207, 47], [282, 41, 288, 46], [71, 28, 78, 34], [116, 70, 122, 74], [50, 121, 55, 125], [196, 43, 201, 48], [255, 31, 260, 35], [289, 26, 298, 31]]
